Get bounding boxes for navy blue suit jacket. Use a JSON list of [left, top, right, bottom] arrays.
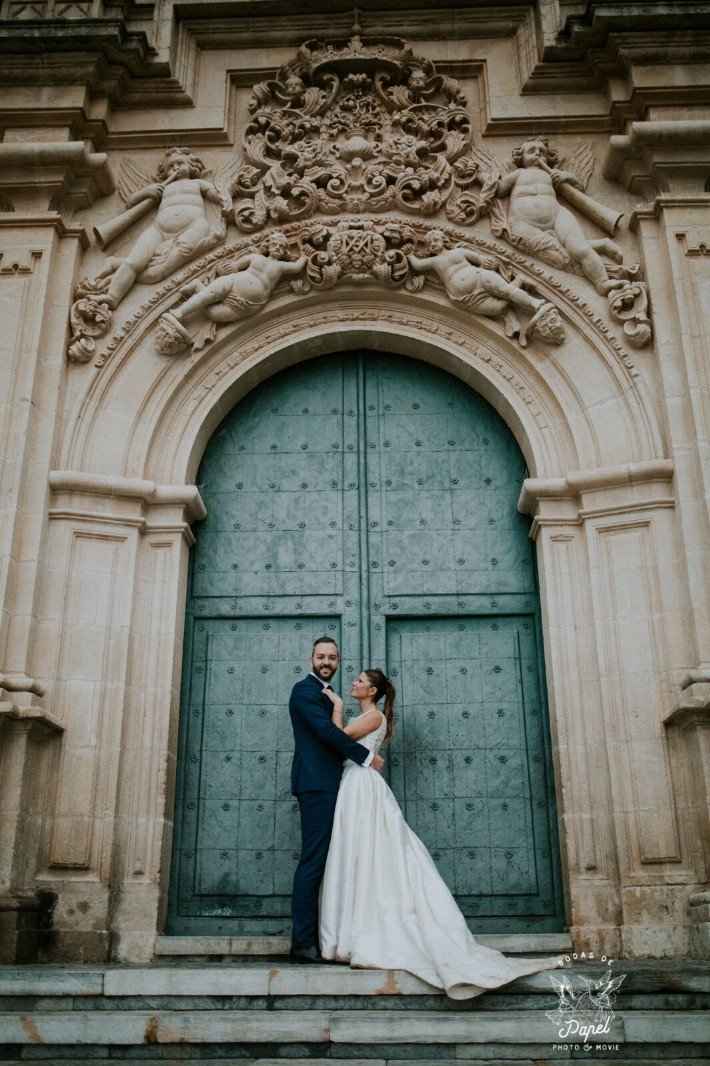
[[289, 674, 371, 795]]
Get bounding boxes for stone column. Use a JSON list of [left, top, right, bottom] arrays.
[[32, 474, 204, 961], [522, 460, 705, 957], [664, 688, 710, 957], [605, 122, 710, 669]]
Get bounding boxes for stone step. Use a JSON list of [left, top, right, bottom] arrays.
[[154, 932, 573, 957], [1, 1007, 709, 1046], [0, 960, 708, 1000]]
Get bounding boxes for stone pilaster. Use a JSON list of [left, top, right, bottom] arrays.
[[0, 213, 89, 959], [521, 460, 705, 957], [33, 474, 204, 962]]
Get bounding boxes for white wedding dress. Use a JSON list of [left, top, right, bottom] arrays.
[[319, 712, 562, 999]]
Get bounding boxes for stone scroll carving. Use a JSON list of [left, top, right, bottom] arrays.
[[231, 31, 471, 232], [153, 220, 566, 356], [446, 137, 653, 347]]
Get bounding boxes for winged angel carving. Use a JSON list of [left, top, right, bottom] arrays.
[[446, 136, 652, 345], [447, 139, 626, 294], [68, 147, 238, 362], [93, 147, 238, 306]]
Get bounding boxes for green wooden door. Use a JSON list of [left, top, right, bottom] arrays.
[[167, 351, 564, 935]]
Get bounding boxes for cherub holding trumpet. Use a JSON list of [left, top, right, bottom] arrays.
[[499, 138, 624, 294], [92, 147, 233, 308], [454, 138, 627, 296]]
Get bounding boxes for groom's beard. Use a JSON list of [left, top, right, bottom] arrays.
[[313, 664, 337, 682]]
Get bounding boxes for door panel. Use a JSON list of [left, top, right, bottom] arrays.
[[387, 614, 557, 924], [168, 351, 564, 935]]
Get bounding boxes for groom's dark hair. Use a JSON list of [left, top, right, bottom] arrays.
[[312, 635, 338, 652]]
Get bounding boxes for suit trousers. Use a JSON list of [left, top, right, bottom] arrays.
[[291, 789, 339, 949]]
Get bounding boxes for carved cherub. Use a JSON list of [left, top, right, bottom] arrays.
[[93, 147, 233, 308], [409, 229, 564, 346], [495, 138, 624, 295], [155, 231, 306, 355], [250, 63, 338, 117]]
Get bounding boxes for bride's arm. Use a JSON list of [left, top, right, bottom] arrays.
[[322, 690, 383, 740], [342, 710, 384, 740]]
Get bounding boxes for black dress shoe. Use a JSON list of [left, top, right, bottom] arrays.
[[289, 944, 321, 964]]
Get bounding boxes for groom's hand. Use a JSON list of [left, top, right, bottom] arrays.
[[372, 754, 384, 772]]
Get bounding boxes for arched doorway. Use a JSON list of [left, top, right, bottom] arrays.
[[167, 350, 565, 935]]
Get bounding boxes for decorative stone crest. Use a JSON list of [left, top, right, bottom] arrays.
[[231, 28, 471, 232], [294, 218, 422, 292]]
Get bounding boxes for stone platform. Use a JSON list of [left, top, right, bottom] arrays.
[[0, 959, 708, 1064]]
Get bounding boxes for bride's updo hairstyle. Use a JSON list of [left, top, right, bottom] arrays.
[[364, 669, 396, 742]]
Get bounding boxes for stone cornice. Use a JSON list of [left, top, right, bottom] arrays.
[[48, 471, 207, 522], [0, 142, 115, 212], [630, 196, 710, 228], [664, 682, 710, 730], [0, 19, 155, 79], [519, 459, 675, 532], [604, 120, 710, 196], [0, 215, 90, 246], [0, 701, 63, 735], [1, 4, 709, 137], [561, 2, 710, 54]]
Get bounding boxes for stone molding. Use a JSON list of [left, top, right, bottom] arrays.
[[604, 120, 710, 197], [519, 459, 675, 532], [0, 141, 115, 212], [48, 471, 207, 543], [0, 702, 63, 735], [0, 674, 46, 698]]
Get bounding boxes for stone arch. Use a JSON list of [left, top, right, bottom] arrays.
[[47, 283, 679, 961], [62, 284, 663, 490]]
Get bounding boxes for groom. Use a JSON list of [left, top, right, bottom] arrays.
[[289, 635, 384, 963]]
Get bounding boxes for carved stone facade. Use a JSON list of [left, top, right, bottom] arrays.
[[1, 0, 710, 968]]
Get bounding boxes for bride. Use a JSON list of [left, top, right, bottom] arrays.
[[319, 669, 563, 999]]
